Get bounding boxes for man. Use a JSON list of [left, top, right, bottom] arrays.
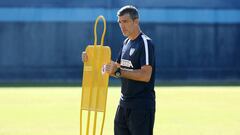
[[82, 5, 155, 135]]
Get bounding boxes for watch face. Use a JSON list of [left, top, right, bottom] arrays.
[[115, 72, 121, 77]]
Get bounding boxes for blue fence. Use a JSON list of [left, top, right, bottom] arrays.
[[0, 0, 240, 84], [0, 0, 240, 9]]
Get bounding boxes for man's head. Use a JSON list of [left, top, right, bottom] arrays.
[[117, 5, 140, 37]]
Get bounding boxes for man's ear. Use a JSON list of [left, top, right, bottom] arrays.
[[134, 18, 139, 25]]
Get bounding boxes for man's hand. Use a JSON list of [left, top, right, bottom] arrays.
[[82, 52, 119, 76], [104, 61, 118, 75], [81, 51, 88, 62]]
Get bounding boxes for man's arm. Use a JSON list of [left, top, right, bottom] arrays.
[[105, 61, 152, 82], [83, 52, 152, 82], [120, 65, 152, 82]]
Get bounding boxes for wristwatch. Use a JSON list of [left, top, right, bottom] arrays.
[[114, 68, 121, 78]]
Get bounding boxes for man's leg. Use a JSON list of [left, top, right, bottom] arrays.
[[128, 109, 155, 135], [114, 106, 131, 135]]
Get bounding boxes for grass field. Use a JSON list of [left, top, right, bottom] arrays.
[[0, 86, 240, 135]]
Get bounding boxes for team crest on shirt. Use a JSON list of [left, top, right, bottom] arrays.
[[129, 48, 135, 56]]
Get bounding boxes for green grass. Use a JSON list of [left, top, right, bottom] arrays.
[[0, 87, 240, 135]]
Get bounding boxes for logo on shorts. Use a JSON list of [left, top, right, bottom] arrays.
[[129, 48, 135, 56]]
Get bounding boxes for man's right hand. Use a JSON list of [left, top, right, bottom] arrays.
[[81, 51, 88, 62]]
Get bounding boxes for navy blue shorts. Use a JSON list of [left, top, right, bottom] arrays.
[[114, 105, 155, 135]]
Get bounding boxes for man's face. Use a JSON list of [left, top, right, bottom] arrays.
[[118, 14, 136, 37]]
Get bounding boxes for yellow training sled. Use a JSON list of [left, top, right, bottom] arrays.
[[80, 15, 111, 135]]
